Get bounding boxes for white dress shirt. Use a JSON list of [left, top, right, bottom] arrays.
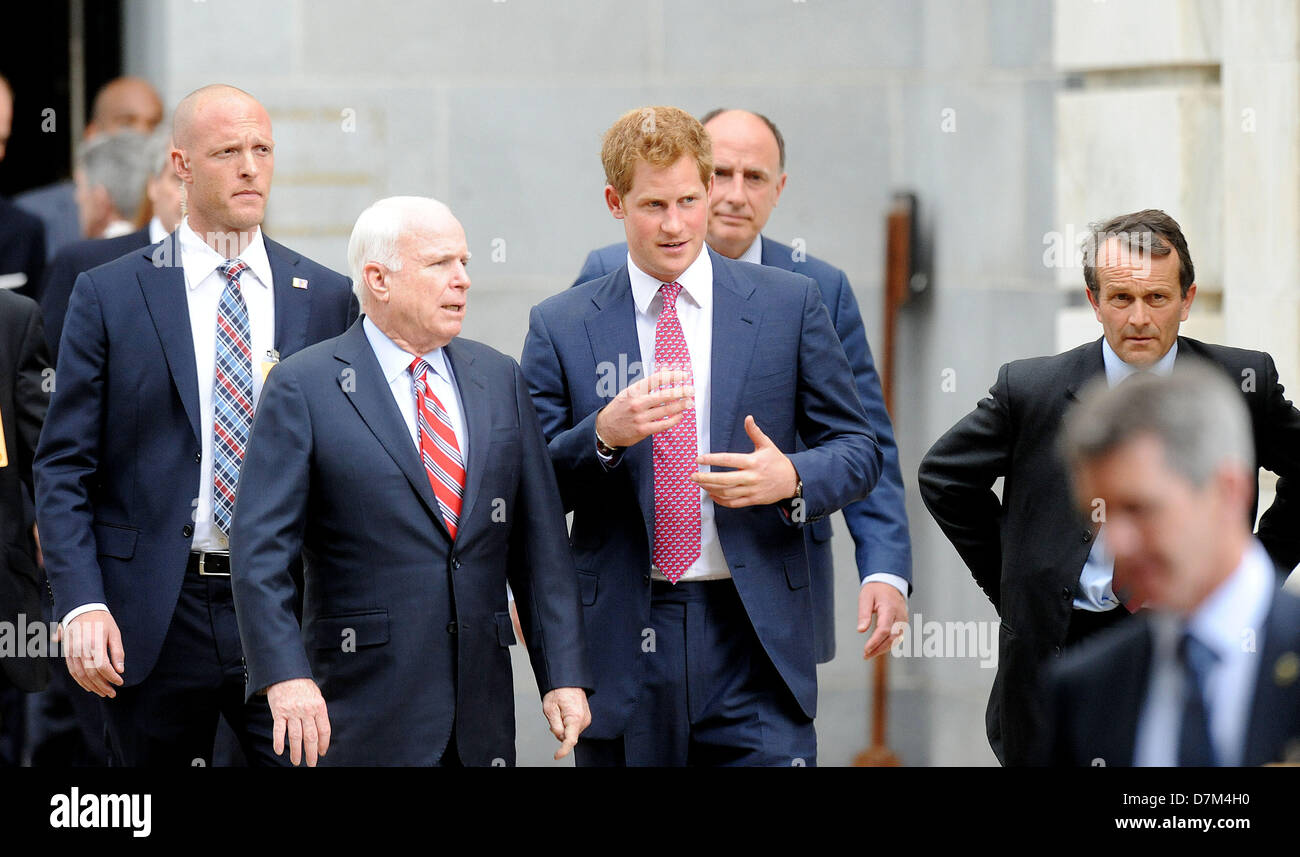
[[62, 219, 277, 628], [1075, 339, 1179, 611], [361, 316, 468, 460], [181, 218, 277, 553], [621, 248, 730, 582], [1134, 539, 1275, 766]]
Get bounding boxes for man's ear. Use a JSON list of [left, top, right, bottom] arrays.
[[1180, 282, 1197, 320], [362, 261, 389, 304], [604, 185, 626, 220], [172, 149, 192, 184], [772, 172, 787, 205], [1085, 286, 1102, 321]]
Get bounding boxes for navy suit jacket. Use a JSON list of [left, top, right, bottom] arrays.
[[230, 322, 593, 766], [1045, 587, 1300, 766], [33, 231, 357, 687], [0, 290, 51, 692], [574, 237, 911, 661], [38, 226, 152, 363], [524, 248, 881, 736], [0, 196, 46, 300]]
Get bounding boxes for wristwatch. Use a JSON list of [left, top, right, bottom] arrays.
[[595, 426, 622, 459]]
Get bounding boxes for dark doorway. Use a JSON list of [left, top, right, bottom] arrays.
[[1, 0, 123, 196]]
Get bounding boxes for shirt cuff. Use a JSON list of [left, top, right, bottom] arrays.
[[861, 573, 909, 603], [62, 603, 110, 629]]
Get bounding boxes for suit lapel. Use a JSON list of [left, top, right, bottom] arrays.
[[444, 340, 489, 537], [265, 237, 311, 357], [1112, 622, 1153, 766], [1243, 590, 1300, 765], [584, 268, 654, 543], [709, 252, 761, 454], [136, 235, 200, 441], [333, 322, 447, 537], [1064, 337, 1107, 403]]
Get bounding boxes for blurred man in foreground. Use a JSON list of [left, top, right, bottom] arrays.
[[1047, 366, 1300, 766]]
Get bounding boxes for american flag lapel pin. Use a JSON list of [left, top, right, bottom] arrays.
[[292, 277, 309, 290]]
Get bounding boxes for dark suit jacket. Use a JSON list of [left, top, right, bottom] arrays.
[[1045, 587, 1300, 766], [0, 196, 46, 300], [33, 231, 357, 687], [573, 237, 911, 662], [918, 336, 1300, 766], [230, 322, 593, 766], [524, 248, 881, 738], [0, 290, 50, 691], [38, 227, 152, 362]]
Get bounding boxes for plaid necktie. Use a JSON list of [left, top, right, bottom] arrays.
[[410, 358, 465, 539], [652, 282, 700, 583], [212, 259, 254, 536]]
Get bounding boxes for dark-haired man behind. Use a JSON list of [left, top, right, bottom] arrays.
[[918, 209, 1300, 765]]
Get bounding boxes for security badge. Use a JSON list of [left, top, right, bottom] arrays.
[[292, 277, 309, 290], [0, 405, 7, 468], [262, 349, 281, 383]]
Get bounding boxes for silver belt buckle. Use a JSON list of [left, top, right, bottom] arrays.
[[197, 551, 231, 577]]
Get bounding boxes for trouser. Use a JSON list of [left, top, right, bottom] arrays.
[[575, 579, 816, 767], [101, 563, 284, 767]]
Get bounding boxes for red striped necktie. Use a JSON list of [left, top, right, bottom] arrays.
[[409, 357, 465, 539]]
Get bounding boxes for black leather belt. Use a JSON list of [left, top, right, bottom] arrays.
[[188, 551, 231, 577]]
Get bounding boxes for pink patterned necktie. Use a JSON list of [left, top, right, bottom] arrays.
[[652, 282, 700, 583]]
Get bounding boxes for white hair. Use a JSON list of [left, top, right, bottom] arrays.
[[347, 196, 453, 309]]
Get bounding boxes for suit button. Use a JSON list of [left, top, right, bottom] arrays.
[[451, 558, 461, 570], [1061, 587, 1071, 600], [182, 524, 194, 538], [446, 622, 458, 634], [1053, 646, 1062, 657], [194, 451, 202, 463], [642, 574, 650, 584], [1081, 531, 1091, 543]]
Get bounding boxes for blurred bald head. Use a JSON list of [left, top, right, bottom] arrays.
[[87, 77, 163, 139], [0, 74, 12, 162]]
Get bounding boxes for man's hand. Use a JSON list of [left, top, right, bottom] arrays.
[[694, 415, 798, 508], [32, 524, 42, 568], [61, 610, 125, 697], [594, 369, 694, 449], [858, 582, 908, 660], [541, 687, 591, 761], [267, 678, 331, 767]]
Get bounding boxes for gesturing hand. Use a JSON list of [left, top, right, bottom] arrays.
[[541, 687, 591, 760], [693, 415, 798, 508], [858, 582, 908, 660], [594, 369, 695, 449], [61, 609, 125, 698], [267, 677, 331, 766]]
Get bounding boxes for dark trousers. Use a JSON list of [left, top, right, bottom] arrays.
[[102, 568, 284, 767], [1064, 606, 1132, 648], [575, 579, 816, 767]]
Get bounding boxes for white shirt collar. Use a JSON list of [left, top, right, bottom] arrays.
[[178, 216, 273, 293], [626, 245, 714, 316], [1102, 336, 1178, 387], [148, 217, 168, 244], [1185, 539, 1276, 658], [362, 316, 453, 386], [102, 219, 134, 239], [736, 235, 764, 265]]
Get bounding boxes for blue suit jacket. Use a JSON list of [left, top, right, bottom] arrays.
[[1045, 586, 1300, 766], [33, 232, 357, 687], [38, 226, 152, 363], [524, 248, 882, 736], [229, 322, 593, 766], [0, 196, 46, 299], [574, 237, 911, 661]]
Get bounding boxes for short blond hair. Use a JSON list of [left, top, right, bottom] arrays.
[[601, 106, 712, 197]]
